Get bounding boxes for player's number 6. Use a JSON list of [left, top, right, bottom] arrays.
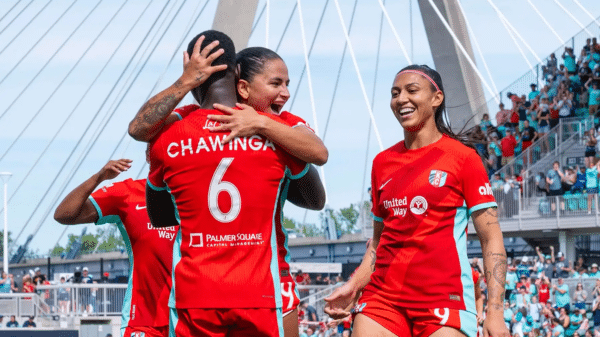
[[208, 157, 241, 223]]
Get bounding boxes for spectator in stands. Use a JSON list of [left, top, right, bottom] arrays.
[[22, 316, 35, 328], [563, 167, 577, 193], [549, 53, 558, 70], [537, 97, 551, 152], [501, 128, 517, 168], [58, 276, 70, 315], [488, 135, 502, 174], [300, 301, 318, 323], [586, 159, 599, 214], [529, 83, 540, 101], [555, 252, 571, 278], [479, 113, 493, 133], [557, 92, 573, 120], [0, 272, 11, 294], [495, 102, 511, 129], [6, 315, 18, 328], [547, 161, 564, 201], [21, 275, 35, 294], [571, 166, 586, 194], [506, 265, 519, 302], [529, 295, 543, 323], [580, 60, 593, 85], [573, 283, 588, 310], [553, 277, 571, 310], [585, 263, 600, 278], [585, 78, 600, 116], [470, 125, 488, 158], [503, 301, 513, 330], [584, 128, 597, 169], [516, 285, 531, 309], [537, 246, 556, 279], [549, 96, 561, 130]]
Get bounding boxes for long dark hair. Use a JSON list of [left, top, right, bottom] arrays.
[[397, 64, 475, 150]]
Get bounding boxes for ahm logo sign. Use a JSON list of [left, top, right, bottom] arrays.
[[190, 233, 203, 247]]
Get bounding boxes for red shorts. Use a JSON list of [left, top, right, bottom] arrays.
[[123, 325, 168, 337], [353, 294, 477, 337], [174, 307, 283, 337], [281, 281, 300, 316]]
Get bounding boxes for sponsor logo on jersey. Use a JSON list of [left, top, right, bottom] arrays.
[[166, 135, 276, 158], [449, 294, 461, 301], [146, 223, 177, 240], [203, 120, 223, 129], [383, 197, 407, 217], [410, 196, 428, 215], [188, 232, 265, 248], [478, 183, 493, 196], [429, 170, 447, 187], [131, 332, 145, 337], [379, 178, 393, 190], [190, 233, 203, 247], [135, 204, 146, 210]]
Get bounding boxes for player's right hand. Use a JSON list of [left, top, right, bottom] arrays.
[[181, 35, 228, 89], [98, 159, 132, 181], [324, 282, 359, 319]]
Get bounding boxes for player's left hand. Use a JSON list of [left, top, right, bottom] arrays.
[[482, 315, 510, 337], [208, 103, 266, 144]]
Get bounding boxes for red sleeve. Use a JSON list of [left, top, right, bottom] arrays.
[[460, 151, 497, 214], [261, 112, 309, 179], [280, 111, 315, 133], [370, 156, 384, 222], [89, 181, 128, 225], [147, 134, 167, 191], [173, 104, 200, 120]]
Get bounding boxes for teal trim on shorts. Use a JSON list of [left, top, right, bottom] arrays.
[[468, 202, 497, 216], [371, 213, 383, 222], [269, 176, 286, 309], [146, 180, 167, 191], [116, 221, 135, 335], [458, 310, 478, 337], [168, 229, 182, 308], [454, 204, 477, 337], [168, 307, 178, 337], [89, 196, 120, 226], [276, 307, 284, 337]]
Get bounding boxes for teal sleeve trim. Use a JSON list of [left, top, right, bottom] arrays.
[[174, 112, 182, 120], [287, 163, 310, 180], [468, 202, 498, 216], [147, 180, 167, 191], [89, 196, 121, 226], [371, 213, 383, 222]]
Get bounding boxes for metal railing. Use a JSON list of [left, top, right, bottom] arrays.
[[0, 293, 52, 319], [36, 283, 127, 317]]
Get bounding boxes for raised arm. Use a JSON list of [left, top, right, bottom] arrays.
[[472, 207, 510, 337], [210, 103, 328, 165], [324, 220, 383, 319], [128, 36, 227, 142], [285, 165, 326, 210], [54, 159, 132, 224]]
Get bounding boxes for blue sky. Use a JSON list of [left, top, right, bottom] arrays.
[[1, 0, 600, 254]]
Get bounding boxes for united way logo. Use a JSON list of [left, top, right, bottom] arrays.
[[410, 196, 428, 215], [131, 332, 145, 337], [429, 170, 447, 187]]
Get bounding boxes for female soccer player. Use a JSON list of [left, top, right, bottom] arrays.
[[129, 38, 327, 337], [324, 65, 509, 337]]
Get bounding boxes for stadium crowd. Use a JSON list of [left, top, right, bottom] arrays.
[[472, 38, 600, 182], [475, 245, 600, 337]]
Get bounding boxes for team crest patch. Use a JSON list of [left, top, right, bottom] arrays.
[[429, 170, 447, 187], [131, 332, 145, 337]]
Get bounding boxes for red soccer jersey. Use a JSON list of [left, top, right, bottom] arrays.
[[363, 135, 497, 311], [538, 283, 550, 303], [148, 107, 308, 309], [89, 178, 175, 330]]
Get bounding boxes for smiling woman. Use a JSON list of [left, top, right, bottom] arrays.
[[324, 65, 509, 337]]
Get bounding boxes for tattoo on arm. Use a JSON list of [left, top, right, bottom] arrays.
[[370, 250, 376, 272], [132, 94, 178, 135]]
